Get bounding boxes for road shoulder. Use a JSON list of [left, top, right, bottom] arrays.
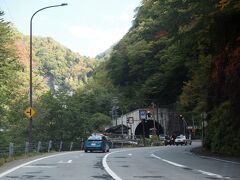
[[0, 152, 63, 173], [191, 146, 240, 164]]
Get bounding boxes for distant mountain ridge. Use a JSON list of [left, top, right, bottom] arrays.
[[95, 46, 113, 62], [13, 29, 98, 91]]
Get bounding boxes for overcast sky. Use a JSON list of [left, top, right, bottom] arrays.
[[0, 0, 141, 57]]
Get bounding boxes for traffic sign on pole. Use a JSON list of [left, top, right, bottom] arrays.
[[24, 107, 36, 118], [139, 110, 147, 120]]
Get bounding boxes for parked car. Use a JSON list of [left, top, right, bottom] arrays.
[[159, 134, 165, 141], [84, 134, 110, 153], [174, 135, 192, 146]]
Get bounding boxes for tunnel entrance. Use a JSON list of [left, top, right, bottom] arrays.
[[135, 120, 164, 138]]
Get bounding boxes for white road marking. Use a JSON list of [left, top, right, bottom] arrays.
[[23, 165, 56, 168], [103, 150, 128, 180], [0, 151, 80, 178], [151, 154, 230, 179], [128, 153, 132, 156], [197, 170, 227, 179], [151, 154, 187, 168], [57, 160, 72, 164]]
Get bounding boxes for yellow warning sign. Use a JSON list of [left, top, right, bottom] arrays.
[[24, 107, 36, 118]]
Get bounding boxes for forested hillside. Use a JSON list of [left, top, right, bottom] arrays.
[[0, 11, 112, 144], [13, 30, 97, 91], [95, 47, 113, 62], [105, 0, 240, 155]]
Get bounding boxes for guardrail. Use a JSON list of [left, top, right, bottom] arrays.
[[107, 134, 165, 148], [0, 140, 85, 162], [0, 136, 164, 166], [0, 139, 139, 159]]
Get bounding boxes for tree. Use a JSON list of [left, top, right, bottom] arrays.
[[0, 11, 21, 143]]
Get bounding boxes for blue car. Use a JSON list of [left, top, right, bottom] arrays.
[[84, 134, 110, 153]]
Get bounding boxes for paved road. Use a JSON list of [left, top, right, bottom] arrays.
[[0, 141, 239, 180]]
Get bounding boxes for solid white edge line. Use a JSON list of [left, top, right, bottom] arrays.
[[102, 146, 159, 180], [0, 151, 79, 178], [102, 151, 125, 180], [151, 153, 227, 179]]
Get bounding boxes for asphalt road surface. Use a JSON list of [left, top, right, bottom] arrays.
[[0, 141, 239, 180]]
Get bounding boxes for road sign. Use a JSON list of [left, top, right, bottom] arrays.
[[127, 117, 134, 124], [139, 110, 147, 120], [24, 107, 36, 118]]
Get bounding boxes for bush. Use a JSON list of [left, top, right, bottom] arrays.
[[204, 101, 240, 156], [0, 158, 5, 166]]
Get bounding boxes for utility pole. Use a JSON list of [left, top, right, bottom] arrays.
[[152, 102, 156, 136], [139, 110, 147, 146], [121, 114, 123, 137], [142, 119, 146, 146], [201, 112, 207, 144], [111, 97, 119, 126]]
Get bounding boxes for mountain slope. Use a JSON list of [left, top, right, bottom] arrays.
[[13, 29, 97, 91]]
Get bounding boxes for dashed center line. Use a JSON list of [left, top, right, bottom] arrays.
[[151, 154, 231, 179], [57, 160, 72, 164], [151, 154, 187, 168], [0, 151, 78, 178], [24, 165, 56, 168]]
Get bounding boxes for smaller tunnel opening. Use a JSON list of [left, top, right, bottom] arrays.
[[135, 120, 164, 138]]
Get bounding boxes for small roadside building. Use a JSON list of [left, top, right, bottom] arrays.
[[105, 124, 130, 134]]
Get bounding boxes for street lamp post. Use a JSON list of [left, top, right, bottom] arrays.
[[29, 3, 67, 145]]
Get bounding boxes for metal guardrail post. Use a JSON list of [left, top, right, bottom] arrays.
[[59, 141, 63, 152], [9, 143, 14, 157], [37, 141, 41, 152], [25, 142, 29, 155], [70, 142, 73, 151], [48, 140, 52, 153], [81, 140, 84, 150]]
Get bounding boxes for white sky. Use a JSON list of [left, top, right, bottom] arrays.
[[0, 0, 141, 57]]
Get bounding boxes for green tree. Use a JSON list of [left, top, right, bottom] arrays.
[[0, 12, 21, 143]]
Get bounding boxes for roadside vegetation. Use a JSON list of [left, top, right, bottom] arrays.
[[106, 0, 240, 155]]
